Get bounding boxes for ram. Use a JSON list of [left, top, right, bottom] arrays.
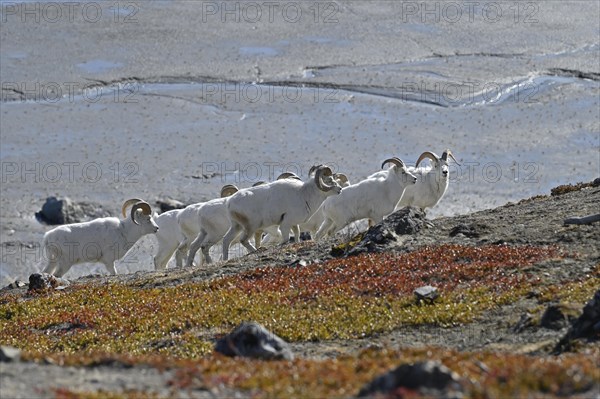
[[185, 174, 305, 266], [316, 158, 417, 239], [396, 149, 458, 211], [222, 165, 342, 260], [41, 199, 158, 277], [269, 172, 350, 242]]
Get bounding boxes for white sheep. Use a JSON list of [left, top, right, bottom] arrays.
[[161, 185, 239, 269], [264, 172, 350, 242], [41, 199, 158, 277], [222, 165, 342, 261], [395, 149, 459, 211], [152, 208, 187, 270], [185, 174, 304, 266], [315, 158, 417, 239]]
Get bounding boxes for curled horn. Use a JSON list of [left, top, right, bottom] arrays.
[[315, 165, 335, 192], [381, 157, 404, 169], [308, 164, 323, 177], [130, 201, 152, 225], [252, 181, 267, 187], [220, 184, 239, 198], [415, 151, 440, 167], [333, 173, 349, 185], [121, 198, 144, 218], [441, 149, 460, 165]]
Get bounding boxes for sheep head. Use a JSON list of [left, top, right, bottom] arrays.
[[382, 158, 418, 185], [314, 165, 341, 193], [121, 199, 157, 232], [333, 173, 350, 187], [220, 185, 239, 198], [416, 150, 459, 179]]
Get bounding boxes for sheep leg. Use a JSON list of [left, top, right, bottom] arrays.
[[175, 242, 189, 268], [105, 262, 117, 276], [277, 224, 292, 244], [223, 223, 244, 261], [174, 248, 186, 268], [200, 242, 213, 264], [186, 231, 207, 268], [315, 218, 334, 240], [42, 259, 58, 276], [254, 230, 263, 248], [154, 244, 178, 271], [291, 225, 300, 243]]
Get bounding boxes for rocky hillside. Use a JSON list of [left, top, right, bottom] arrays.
[[1, 182, 599, 398]]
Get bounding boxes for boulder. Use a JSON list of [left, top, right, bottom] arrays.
[[0, 346, 21, 362], [215, 322, 293, 360], [28, 273, 70, 292], [156, 198, 187, 213], [357, 360, 463, 398], [414, 285, 440, 305], [347, 207, 426, 256], [35, 196, 111, 225], [554, 289, 600, 353]]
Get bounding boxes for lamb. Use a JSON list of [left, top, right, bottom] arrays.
[[395, 149, 459, 211], [40, 199, 158, 277], [315, 158, 417, 239], [222, 165, 342, 261]]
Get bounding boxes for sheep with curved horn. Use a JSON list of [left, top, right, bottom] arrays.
[[316, 158, 417, 239], [222, 165, 342, 260], [395, 149, 459, 211], [40, 199, 158, 277]]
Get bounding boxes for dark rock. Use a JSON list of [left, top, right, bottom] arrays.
[[156, 198, 187, 213], [28, 273, 70, 292], [0, 346, 21, 362], [35, 196, 111, 225], [215, 322, 294, 360], [554, 290, 600, 353], [541, 304, 575, 330], [357, 360, 463, 398], [414, 285, 439, 305], [2, 280, 27, 290], [347, 207, 426, 256], [592, 177, 600, 187], [44, 322, 87, 333], [390, 207, 426, 235], [449, 224, 481, 238]]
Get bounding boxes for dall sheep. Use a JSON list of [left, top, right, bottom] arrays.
[[41, 199, 158, 277], [264, 172, 350, 242], [185, 174, 307, 266], [395, 149, 459, 211], [316, 158, 417, 239], [222, 165, 342, 260], [169, 185, 239, 269], [183, 183, 267, 267]]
